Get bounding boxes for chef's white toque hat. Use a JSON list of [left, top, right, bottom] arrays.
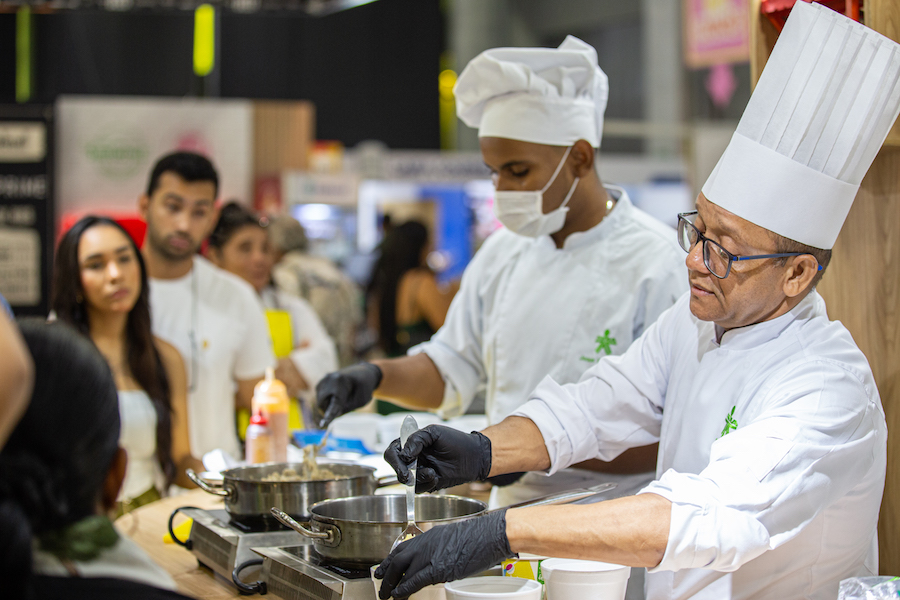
[[454, 35, 608, 148], [702, 1, 900, 249]]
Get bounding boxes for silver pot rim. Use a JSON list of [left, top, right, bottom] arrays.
[[220, 461, 376, 484], [307, 493, 487, 526]]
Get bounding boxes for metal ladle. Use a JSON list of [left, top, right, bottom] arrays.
[[391, 415, 424, 551]]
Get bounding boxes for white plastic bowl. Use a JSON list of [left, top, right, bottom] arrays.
[[540, 559, 630, 600], [444, 576, 541, 600], [329, 412, 383, 451]]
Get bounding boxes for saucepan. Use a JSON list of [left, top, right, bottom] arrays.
[[271, 482, 616, 567], [187, 462, 397, 523]]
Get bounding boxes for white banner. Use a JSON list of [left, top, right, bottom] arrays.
[[56, 96, 253, 220]]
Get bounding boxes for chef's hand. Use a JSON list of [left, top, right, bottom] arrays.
[[374, 508, 513, 599], [314, 363, 382, 428], [385, 425, 491, 493]]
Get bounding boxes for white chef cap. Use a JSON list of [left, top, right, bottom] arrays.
[[702, 1, 900, 249], [454, 35, 609, 148]]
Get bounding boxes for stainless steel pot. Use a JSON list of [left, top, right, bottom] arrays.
[[187, 462, 396, 522], [271, 483, 615, 566]]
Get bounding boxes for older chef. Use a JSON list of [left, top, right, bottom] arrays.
[[377, 4, 899, 599], [317, 37, 686, 510]]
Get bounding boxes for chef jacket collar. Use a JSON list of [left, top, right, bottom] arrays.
[[535, 184, 630, 252], [713, 289, 826, 350]]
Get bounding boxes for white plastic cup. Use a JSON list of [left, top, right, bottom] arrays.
[[371, 565, 446, 600], [444, 576, 541, 600], [540, 559, 630, 600]]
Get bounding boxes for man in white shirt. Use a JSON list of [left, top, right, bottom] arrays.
[[375, 4, 898, 599], [316, 37, 686, 518], [139, 152, 274, 460]]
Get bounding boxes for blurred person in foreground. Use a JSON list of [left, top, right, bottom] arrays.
[[268, 214, 363, 368], [366, 220, 458, 359], [0, 297, 32, 449], [317, 36, 686, 527], [0, 319, 195, 600], [52, 216, 202, 511], [139, 152, 274, 463], [207, 202, 337, 401], [376, 5, 897, 599]]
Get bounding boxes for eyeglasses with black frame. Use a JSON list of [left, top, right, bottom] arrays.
[[676, 211, 821, 280]]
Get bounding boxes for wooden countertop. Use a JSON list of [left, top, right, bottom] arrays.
[[119, 484, 492, 600], [116, 488, 242, 599]]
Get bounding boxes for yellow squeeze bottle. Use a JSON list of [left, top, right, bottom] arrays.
[[252, 368, 290, 462]]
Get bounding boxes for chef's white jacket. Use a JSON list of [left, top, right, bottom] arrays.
[[413, 188, 686, 513], [412, 187, 686, 425], [514, 291, 886, 600]]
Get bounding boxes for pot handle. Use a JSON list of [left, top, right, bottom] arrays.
[[187, 469, 231, 498], [270, 507, 334, 543], [490, 482, 618, 513], [233, 558, 267, 595], [376, 474, 399, 488]]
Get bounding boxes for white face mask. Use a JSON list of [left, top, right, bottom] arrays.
[[493, 145, 580, 238]]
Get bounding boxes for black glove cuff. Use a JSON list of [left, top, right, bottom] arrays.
[[485, 471, 526, 487], [472, 431, 492, 482], [363, 362, 384, 389], [488, 508, 515, 562]]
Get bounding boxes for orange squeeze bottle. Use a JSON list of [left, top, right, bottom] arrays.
[[252, 368, 290, 462]]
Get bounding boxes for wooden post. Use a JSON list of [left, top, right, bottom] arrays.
[[252, 100, 315, 176], [868, 0, 900, 145]]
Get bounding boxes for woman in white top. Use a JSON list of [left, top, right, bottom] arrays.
[[51, 216, 201, 512], [207, 203, 338, 400]]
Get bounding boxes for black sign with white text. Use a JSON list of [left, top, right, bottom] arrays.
[[0, 105, 54, 317]]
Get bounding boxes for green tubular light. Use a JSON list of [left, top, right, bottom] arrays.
[[193, 4, 215, 78], [16, 5, 31, 103]]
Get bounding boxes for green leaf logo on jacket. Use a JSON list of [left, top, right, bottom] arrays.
[[720, 406, 738, 438], [580, 329, 618, 363]]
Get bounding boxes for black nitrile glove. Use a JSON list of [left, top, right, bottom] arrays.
[[314, 363, 382, 428], [485, 471, 526, 487], [374, 508, 513, 599], [384, 424, 491, 493]]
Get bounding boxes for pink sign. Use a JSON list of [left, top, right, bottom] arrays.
[[684, 0, 751, 68]]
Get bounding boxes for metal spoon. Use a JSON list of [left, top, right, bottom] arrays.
[[391, 415, 424, 551]]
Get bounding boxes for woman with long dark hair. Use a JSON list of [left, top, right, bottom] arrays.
[[52, 216, 200, 512], [367, 220, 458, 357]]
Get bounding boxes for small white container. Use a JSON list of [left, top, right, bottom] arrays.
[[329, 412, 382, 451], [444, 576, 541, 600], [540, 559, 630, 600]]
